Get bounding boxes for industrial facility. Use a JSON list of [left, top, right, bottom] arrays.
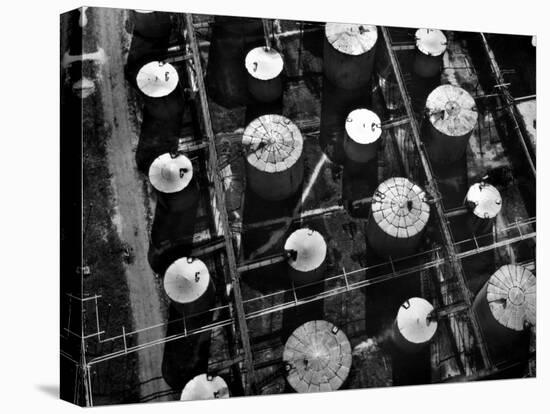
[[60, 7, 536, 406]]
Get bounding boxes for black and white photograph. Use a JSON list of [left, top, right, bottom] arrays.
[[58, 4, 539, 407], [1, 1, 547, 413]]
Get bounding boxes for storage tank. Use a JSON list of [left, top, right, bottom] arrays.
[[163, 257, 215, 316], [137, 61, 179, 97], [284, 228, 328, 285], [392, 297, 438, 352], [213, 16, 264, 36], [323, 23, 378, 90], [367, 177, 430, 258], [149, 152, 200, 212], [464, 182, 502, 236], [473, 265, 536, 357], [206, 17, 264, 107], [413, 29, 447, 78], [180, 374, 230, 401], [425, 84, 478, 164], [136, 61, 183, 121], [243, 114, 304, 201], [283, 320, 352, 393], [344, 108, 382, 167], [245, 46, 284, 102], [132, 10, 172, 40], [319, 75, 371, 164]]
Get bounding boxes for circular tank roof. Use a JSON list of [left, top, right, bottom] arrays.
[[148, 153, 193, 194], [426, 84, 478, 137], [396, 297, 438, 344], [486, 265, 536, 331], [284, 228, 327, 273], [371, 177, 430, 239], [180, 374, 230, 401], [283, 320, 352, 393], [415, 29, 447, 57], [325, 23, 378, 56], [164, 257, 210, 304], [136, 61, 179, 98], [465, 182, 502, 219], [345, 108, 382, 144], [242, 114, 303, 173], [245, 46, 284, 81]]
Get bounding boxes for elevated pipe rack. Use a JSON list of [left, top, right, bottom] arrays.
[[183, 14, 257, 395], [380, 27, 493, 372], [84, 217, 534, 366], [479, 33, 536, 178]]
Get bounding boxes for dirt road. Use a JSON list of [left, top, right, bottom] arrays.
[[91, 8, 172, 402]]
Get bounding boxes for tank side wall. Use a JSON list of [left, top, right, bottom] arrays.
[[288, 260, 327, 285], [344, 135, 379, 163], [157, 180, 201, 212], [132, 11, 172, 39], [413, 52, 443, 78], [367, 215, 424, 258], [473, 281, 528, 362], [323, 38, 376, 90], [426, 121, 471, 164], [247, 74, 283, 102], [247, 154, 304, 201]]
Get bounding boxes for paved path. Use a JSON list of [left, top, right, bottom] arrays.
[[91, 7, 172, 403]]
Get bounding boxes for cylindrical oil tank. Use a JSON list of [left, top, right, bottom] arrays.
[[413, 29, 447, 78], [283, 320, 352, 393], [425, 84, 478, 164], [245, 46, 284, 102], [323, 23, 378, 90], [137, 61, 179, 97], [367, 177, 430, 258], [284, 228, 328, 285], [344, 108, 382, 165], [149, 152, 200, 212], [464, 182, 502, 236], [206, 17, 264, 107], [243, 114, 304, 201], [163, 257, 215, 316], [131, 10, 172, 39], [392, 297, 438, 352], [473, 265, 536, 356], [180, 374, 230, 401], [213, 16, 264, 36], [136, 61, 183, 121]]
